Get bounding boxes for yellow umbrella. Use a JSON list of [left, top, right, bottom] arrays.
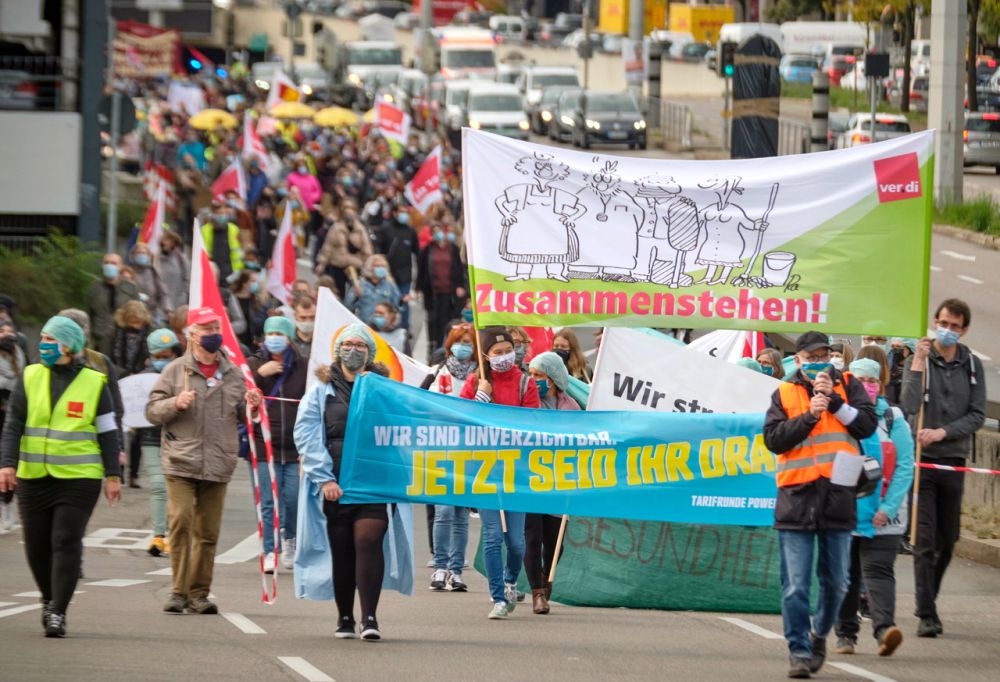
[[270, 101, 317, 119], [362, 108, 376, 123], [188, 108, 238, 130], [313, 106, 359, 128]]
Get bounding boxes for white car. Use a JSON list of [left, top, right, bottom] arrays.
[[465, 81, 530, 140], [517, 65, 580, 110], [836, 113, 910, 148]]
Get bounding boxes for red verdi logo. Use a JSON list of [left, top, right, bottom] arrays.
[[873, 152, 921, 203], [66, 401, 85, 419]]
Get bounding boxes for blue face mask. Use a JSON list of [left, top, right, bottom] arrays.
[[102, 263, 119, 280], [801, 362, 833, 381], [760, 365, 774, 377], [249, 281, 260, 294], [373, 266, 388, 280], [151, 358, 170, 372], [397, 212, 409, 225], [447, 232, 456, 243], [372, 315, 387, 329], [264, 335, 288, 355], [535, 378, 549, 398], [934, 326, 960, 347], [297, 165, 307, 175], [433, 230, 445, 242], [462, 309, 474, 323], [134, 254, 151, 267], [451, 342, 473, 360], [39, 341, 63, 367]]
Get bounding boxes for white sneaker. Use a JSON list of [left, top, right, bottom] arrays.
[[281, 538, 295, 570], [504, 583, 518, 613], [263, 552, 276, 574], [429, 569, 447, 591], [488, 602, 509, 619], [0, 502, 15, 534]]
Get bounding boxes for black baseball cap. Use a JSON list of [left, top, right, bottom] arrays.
[[796, 331, 832, 353]]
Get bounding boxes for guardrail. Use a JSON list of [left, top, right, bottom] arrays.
[[642, 97, 693, 150], [777, 118, 810, 156]]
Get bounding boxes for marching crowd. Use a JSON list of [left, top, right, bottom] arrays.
[[0, 65, 990, 680]]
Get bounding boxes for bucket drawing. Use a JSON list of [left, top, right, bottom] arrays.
[[763, 251, 796, 286]]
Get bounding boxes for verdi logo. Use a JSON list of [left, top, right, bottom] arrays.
[[873, 152, 921, 203]]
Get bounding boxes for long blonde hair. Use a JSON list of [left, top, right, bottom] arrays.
[[554, 328, 589, 382]]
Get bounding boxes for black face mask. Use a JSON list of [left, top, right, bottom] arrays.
[[890, 348, 905, 364], [553, 348, 572, 363], [199, 333, 223, 354], [0, 336, 15, 352]]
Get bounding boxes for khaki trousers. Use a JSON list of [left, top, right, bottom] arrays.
[[166, 476, 228, 599]]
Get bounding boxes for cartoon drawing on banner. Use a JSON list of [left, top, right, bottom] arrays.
[[634, 173, 699, 287], [695, 176, 774, 286], [495, 152, 586, 282], [568, 159, 645, 282]]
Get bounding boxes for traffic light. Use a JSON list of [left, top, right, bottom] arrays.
[[718, 41, 737, 78]]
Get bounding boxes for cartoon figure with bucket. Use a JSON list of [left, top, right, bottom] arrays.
[[732, 182, 781, 287], [695, 176, 770, 286]]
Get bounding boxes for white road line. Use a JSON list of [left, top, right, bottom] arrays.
[[0, 604, 42, 619], [957, 274, 984, 284], [0, 602, 15, 608], [972, 349, 993, 361], [829, 662, 898, 682], [146, 567, 173, 576], [717, 616, 784, 640], [222, 612, 267, 635], [12, 591, 42, 598], [84, 579, 151, 587], [216, 533, 260, 564], [929, 265, 942, 272], [278, 657, 334, 682], [940, 249, 976, 262]]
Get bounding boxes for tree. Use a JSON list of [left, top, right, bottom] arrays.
[[970, 0, 982, 112], [765, 0, 827, 23], [981, 0, 1000, 49]]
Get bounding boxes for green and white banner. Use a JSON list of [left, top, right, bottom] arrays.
[[463, 129, 934, 336]]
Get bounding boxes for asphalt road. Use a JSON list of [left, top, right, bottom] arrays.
[[1, 472, 999, 682]]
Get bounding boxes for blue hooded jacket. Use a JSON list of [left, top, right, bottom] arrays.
[[855, 396, 914, 538]]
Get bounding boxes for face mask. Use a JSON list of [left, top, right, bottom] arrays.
[[245, 262, 262, 272], [340, 347, 367, 371], [514, 345, 527, 364], [297, 166, 307, 174], [249, 281, 260, 294], [800, 362, 832, 381], [447, 232, 456, 243], [462, 309, 474, 323], [213, 215, 228, 226], [103, 263, 119, 280], [372, 315, 387, 330], [934, 326, 960, 347], [760, 365, 774, 377], [451, 342, 473, 361], [373, 266, 388, 280], [264, 335, 288, 355], [152, 358, 170, 372], [340, 176, 354, 186], [535, 378, 549, 398], [553, 348, 571, 363], [890, 347, 906, 364], [433, 230, 445, 242], [374, 172, 389, 182], [862, 381, 881, 402], [830, 357, 844, 371], [296, 321, 314, 335], [407, 146, 418, 154], [134, 254, 151, 267], [39, 341, 63, 367], [199, 333, 223, 354], [289, 201, 299, 210], [489, 351, 516, 373], [397, 213, 409, 225]]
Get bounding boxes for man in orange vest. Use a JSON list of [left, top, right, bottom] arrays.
[[764, 331, 877, 679]]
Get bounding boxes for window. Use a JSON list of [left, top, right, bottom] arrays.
[[349, 48, 402, 66], [442, 50, 496, 69], [469, 94, 522, 111], [586, 93, 639, 113], [535, 73, 580, 88]]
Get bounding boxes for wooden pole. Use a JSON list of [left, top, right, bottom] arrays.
[[547, 514, 569, 583], [473, 324, 506, 532], [909, 370, 928, 547]]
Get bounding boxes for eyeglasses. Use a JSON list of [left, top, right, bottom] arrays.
[[341, 342, 369, 351], [802, 353, 831, 363]]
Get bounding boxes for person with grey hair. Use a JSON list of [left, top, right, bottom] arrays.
[[86, 252, 140, 356], [344, 254, 401, 327]]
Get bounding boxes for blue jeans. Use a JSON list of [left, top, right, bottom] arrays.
[[479, 509, 525, 604], [432, 505, 469, 573], [254, 460, 300, 554], [398, 281, 411, 330], [142, 445, 167, 537], [779, 529, 852, 659]]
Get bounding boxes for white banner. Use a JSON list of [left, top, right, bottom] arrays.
[[119, 373, 161, 429], [588, 327, 778, 414]]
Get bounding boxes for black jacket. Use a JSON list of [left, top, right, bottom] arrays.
[[375, 219, 419, 285], [248, 345, 309, 463], [416, 242, 466, 309], [318, 362, 389, 479], [763, 369, 878, 531]]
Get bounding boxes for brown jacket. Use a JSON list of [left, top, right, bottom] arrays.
[[316, 219, 373, 271], [145, 350, 246, 483]]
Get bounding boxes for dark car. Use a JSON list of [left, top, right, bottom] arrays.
[[548, 88, 583, 142], [681, 42, 711, 63], [534, 85, 579, 135], [565, 89, 648, 150], [538, 13, 583, 47]]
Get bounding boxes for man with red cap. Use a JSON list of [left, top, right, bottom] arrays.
[[145, 306, 261, 615]]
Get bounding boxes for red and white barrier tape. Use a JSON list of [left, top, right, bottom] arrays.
[[918, 462, 1000, 476]]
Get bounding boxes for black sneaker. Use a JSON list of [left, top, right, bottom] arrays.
[[917, 616, 938, 638], [335, 616, 357, 639], [808, 634, 826, 673], [858, 595, 872, 621], [44, 611, 66, 638], [41, 600, 52, 627], [932, 615, 943, 635], [788, 657, 811, 679], [162, 593, 188, 614], [361, 616, 381, 641], [834, 636, 856, 654], [185, 597, 218, 614], [898, 539, 913, 555]]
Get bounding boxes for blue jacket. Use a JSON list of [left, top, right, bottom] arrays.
[[344, 277, 401, 326], [292, 379, 415, 600], [855, 397, 914, 538]]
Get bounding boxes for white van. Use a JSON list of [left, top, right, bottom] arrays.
[[781, 21, 865, 57], [518, 65, 580, 107], [465, 81, 530, 140], [489, 15, 524, 44]]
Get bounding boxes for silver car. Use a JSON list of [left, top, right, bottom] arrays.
[[964, 112, 1000, 172]]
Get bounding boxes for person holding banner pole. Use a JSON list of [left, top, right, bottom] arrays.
[[900, 299, 986, 639], [763, 331, 877, 679], [525, 351, 579, 615], [460, 327, 540, 620]]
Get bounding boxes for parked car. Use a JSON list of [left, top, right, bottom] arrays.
[[836, 113, 910, 148], [704, 49, 717, 72], [779, 54, 819, 84], [489, 15, 524, 44], [466, 81, 530, 140], [538, 13, 583, 47], [565, 89, 647, 150], [601, 33, 624, 55], [0, 69, 39, 109], [439, 79, 474, 144], [562, 29, 604, 55], [394, 11, 419, 30], [549, 88, 583, 141], [532, 85, 579, 135], [827, 111, 850, 150], [975, 55, 998, 86], [251, 60, 283, 90], [292, 61, 331, 100], [518, 65, 580, 119], [388, 68, 428, 118], [964, 111, 1000, 173], [821, 53, 855, 87], [680, 42, 711, 63], [888, 76, 928, 113], [495, 62, 525, 85]]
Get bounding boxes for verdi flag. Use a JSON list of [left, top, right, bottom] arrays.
[[265, 205, 296, 304], [376, 101, 411, 144], [404, 145, 442, 212], [462, 128, 933, 336], [138, 181, 166, 252]]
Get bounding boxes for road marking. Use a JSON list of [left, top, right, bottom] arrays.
[[13, 591, 83, 598], [972, 349, 992, 361], [940, 249, 976, 262], [829, 662, 898, 682], [0, 604, 42, 619], [83, 527, 152, 550], [0, 602, 16, 608], [146, 567, 173, 576], [278, 657, 334, 682], [222, 612, 267, 634], [84, 579, 151, 588], [929, 265, 942, 272], [717, 616, 784, 639], [957, 274, 984, 284], [216, 533, 260, 564]]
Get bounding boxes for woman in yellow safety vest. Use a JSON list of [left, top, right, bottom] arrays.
[[0, 315, 122, 638]]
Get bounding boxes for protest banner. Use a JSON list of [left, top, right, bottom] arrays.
[[265, 69, 302, 110], [404, 145, 443, 212], [462, 128, 933, 336], [376, 101, 411, 144], [338, 373, 777, 525], [113, 20, 179, 79], [119, 373, 159, 429], [687, 328, 766, 363]]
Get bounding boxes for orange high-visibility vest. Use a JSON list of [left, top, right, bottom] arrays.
[[776, 374, 860, 488]]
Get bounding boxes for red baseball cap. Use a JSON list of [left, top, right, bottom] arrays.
[[187, 306, 221, 326]]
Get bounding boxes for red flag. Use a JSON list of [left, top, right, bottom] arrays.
[[265, 69, 302, 110], [523, 327, 554, 363], [404, 145, 443, 213], [189, 221, 249, 371], [139, 181, 166, 250], [143, 160, 175, 211], [376, 101, 411, 143], [241, 111, 271, 172], [210, 159, 246, 200], [742, 332, 767, 359], [265, 205, 296, 304]]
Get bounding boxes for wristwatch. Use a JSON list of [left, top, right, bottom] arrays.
[[106, 475, 121, 483]]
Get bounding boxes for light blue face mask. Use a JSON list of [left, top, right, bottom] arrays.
[[249, 281, 260, 294], [372, 315, 387, 329], [151, 358, 170, 372], [451, 342, 473, 360], [934, 326, 960, 347], [102, 263, 119, 280], [264, 335, 288, 355], [433, 230, 445, 242], [134, 253, 151, 267], [373, 266, 388, 280], [801, 362, 833, 381]]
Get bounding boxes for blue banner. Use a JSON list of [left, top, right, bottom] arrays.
[[339, 374, 780, 526]]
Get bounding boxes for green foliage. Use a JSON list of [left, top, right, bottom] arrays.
[[0, 234, 101, 324], [766, 0, 826, 23], [780, 81, 928, 129], [935, 197, 1000, 236], [100, 198, 148, 240], [982, 0, 1000, 48]]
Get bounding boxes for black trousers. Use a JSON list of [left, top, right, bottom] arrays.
[[524, 513, 563, 590], [17, 477, 101, 614], [913, 462, 965, 618], [836, 534, 900, 641], [426, 294, 456, 356]]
